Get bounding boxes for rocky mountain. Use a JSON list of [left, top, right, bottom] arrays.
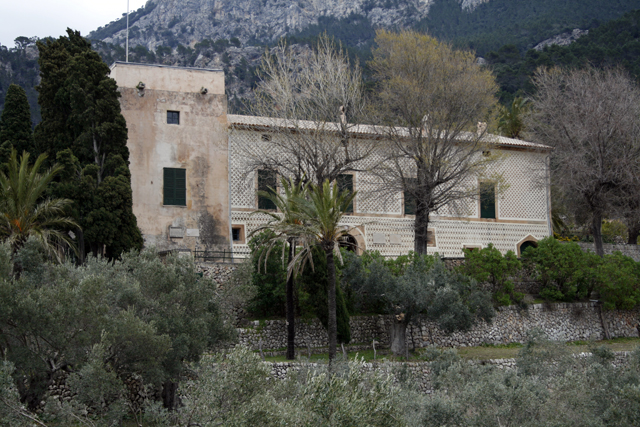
[[91, 0, 435, 51], [4, 0, 640, 118], [533, 29, 589, 51]]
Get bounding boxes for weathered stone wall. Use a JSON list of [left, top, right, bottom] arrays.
[[237, 303, 640, 352], [576, 242, 640, 261], [267, 351, 633, 394], [197, 262, 237, 284], [199, 262, 639, 352]]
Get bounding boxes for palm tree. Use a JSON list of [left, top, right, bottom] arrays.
[[0, 150, 78, 259], [292, 180, 356, 362], [497, 97, 531, 139], [251, 177, 308, 360], [252, 178, 355, 361]]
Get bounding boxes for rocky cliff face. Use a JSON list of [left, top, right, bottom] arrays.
[[533, 28, 589, 51], [94, 0, 434, 50]]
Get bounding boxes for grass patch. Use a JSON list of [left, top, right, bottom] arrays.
[[261, 348, 417, 363], [480, 342, 523, 349], [259, 338, 640, 362]]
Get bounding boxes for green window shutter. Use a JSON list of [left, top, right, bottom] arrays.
[[404, 192, 416, 215], [337, 174, 354, 213], [174, 168, 186, 205], [404, 178, 417, 215], [164, 168, 174, 205], [480, 182, 496, 219], [258, 170, 277, 210], [164, 168, 186, 206]]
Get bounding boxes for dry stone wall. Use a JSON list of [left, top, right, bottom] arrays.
[[197, 262, 238, 284], [267, 351, 632, 394], [198, 261, 639, 352], [576, 242, 640, 261], [238, 303, 640, 352]]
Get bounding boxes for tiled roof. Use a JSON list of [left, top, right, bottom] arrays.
[[227, 114, 551, 151]]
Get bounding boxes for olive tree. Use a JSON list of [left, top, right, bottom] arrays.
[[526, 66, 640, 256], [369, 30, 501, 254], [343, 253, 494, 356], [0, 240, 231, 413]]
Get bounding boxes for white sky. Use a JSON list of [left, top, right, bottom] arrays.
[[1, 0, 148, 47]]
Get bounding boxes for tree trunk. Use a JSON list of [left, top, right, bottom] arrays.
[[592, 213, 604, 257], [390, 320, 407, 357], [414, 202, 430, 255], [286, 239, 296, 360], [162, 380, 178, 411], [326, 248, 337, 362], [76, 227, 85, 265], [628, 223, 640, 245]]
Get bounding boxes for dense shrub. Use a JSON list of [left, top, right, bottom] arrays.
[[595, 252, 640, 310], [343, 252, 494, 355], [522, 237, 601, 301], [461, 243, 523, 305], [0, 238, 231, 415], [298, 246, 351, 344], [171, 346, 413, 427], [246, 232, 288, 318]]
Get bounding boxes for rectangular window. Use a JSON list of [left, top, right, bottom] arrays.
[[167, 110, 180, 125], [257, 170, 277, 210], [231, 225, 245, 243], [427, 230, 436, 247], [480, 182, 496, 219], [337, 174, 354, 214], [404, 178, 417, 215], [163, 168, 186, 206]]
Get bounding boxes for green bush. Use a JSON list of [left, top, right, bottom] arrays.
[[461, 243, 523, 305], [176, 346, 412, 427], [246, 231, 288, 318], [0, 239, 230, 415], [595, 252, 640, 310], [522, 237, 600, 301], [299, 246, 351, 344]]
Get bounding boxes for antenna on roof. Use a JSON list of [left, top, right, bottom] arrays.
[[126, 0, 130, 62]]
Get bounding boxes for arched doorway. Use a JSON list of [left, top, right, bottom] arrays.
[[517, 236, 539, 257], [339, 234, 358, 252]]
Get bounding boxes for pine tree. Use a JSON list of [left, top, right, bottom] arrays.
[[34, 29, 143, 260], [0, 84, 34, 164]]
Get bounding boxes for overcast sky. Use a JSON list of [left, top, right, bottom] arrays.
[[1, 0, 148, 47]]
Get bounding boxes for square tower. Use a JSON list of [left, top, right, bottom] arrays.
[[110, 62, 230, 252]]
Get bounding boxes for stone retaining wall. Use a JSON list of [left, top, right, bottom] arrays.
[[238, 303, 640, 352], [576, 242, 640, 261], [267, 351, 632, 394], [197, 262, 639, 352], [197, 262, 238, 284]]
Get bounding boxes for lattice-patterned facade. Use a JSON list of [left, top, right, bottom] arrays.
[[229, 117, 552, 257]]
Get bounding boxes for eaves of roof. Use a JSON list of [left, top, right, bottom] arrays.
[[227, 114, 552, 151]]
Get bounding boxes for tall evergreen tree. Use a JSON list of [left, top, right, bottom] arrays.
[[0, 84, 34, 164], [34, 29, 142, 260]]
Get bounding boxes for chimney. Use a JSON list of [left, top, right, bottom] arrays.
[[477, 121, 487, 136]]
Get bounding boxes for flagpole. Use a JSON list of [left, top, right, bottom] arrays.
[[126, 0, 130, 62]]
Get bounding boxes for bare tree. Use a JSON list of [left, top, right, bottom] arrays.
[[526, 66, 640, 256], [369, 30, 501, 254], [240, 35, 374, 185], [235, 36, 372, 361]]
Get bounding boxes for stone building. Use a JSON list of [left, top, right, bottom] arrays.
[[228, 115, 552, 258], [112, 62, 552, 257], [111, 62, 230, 253]]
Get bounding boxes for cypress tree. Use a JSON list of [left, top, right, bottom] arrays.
[[0, 84, 34, 164], [34, 29, 143, 260]]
